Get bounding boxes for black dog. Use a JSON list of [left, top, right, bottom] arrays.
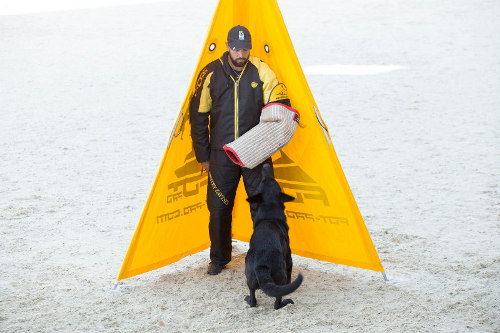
[[244, 163, 303, 309]]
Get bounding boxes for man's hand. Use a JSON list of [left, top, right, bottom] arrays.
[[201, 161, 210, 172]]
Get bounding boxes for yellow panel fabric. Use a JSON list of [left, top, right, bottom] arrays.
[[117, 0, 383, 281]]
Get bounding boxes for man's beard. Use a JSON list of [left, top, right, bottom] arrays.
[[229, 54, 248, 68]]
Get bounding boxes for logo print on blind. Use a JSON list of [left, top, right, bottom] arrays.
[[160, 149, 343, 226]]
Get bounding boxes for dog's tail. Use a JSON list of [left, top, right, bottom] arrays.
[[255, 266, 303, 297]]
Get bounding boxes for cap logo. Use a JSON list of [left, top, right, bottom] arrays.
[[239, 31, 245, 40]]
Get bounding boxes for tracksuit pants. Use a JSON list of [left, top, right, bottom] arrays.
[[207, 149, 273, 266]]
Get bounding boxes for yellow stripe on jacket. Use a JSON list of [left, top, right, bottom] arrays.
[[248, 56, 289, 104], [198, 72, 213, 113]]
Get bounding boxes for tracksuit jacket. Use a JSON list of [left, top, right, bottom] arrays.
[[189, 51, 290, 163]]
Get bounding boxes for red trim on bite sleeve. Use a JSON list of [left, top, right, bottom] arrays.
[[223, 145, 245, 166]]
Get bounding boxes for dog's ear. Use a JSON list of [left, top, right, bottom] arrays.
[[280, 193, 295, 203], [247, 194, 263, 203]]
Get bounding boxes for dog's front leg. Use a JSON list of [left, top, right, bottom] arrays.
[[274, 297, 294, 310], [245, 288, 257, 307]]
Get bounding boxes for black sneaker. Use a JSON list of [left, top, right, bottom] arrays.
[[207, 262, 225, 275]]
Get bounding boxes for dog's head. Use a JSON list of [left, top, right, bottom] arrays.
[[246, 164, 295, 208]]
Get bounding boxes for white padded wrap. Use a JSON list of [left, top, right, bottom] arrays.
[[223, 103, 299, 169]]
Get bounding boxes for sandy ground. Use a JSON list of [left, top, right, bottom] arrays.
[[1, 0, 499, 332]]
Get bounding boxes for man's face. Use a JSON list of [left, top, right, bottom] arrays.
[[226, 45, 250, 68]]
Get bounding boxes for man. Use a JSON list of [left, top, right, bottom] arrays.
[[189, 25, 291, 275]]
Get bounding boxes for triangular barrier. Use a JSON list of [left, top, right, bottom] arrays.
[[117, 0, 384, 281]]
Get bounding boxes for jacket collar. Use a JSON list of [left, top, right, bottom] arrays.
[[219, 51, 232, 76]]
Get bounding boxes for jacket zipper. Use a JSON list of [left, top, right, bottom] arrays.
[[230, 63, 248, 140], [233, 79, 238, 139]]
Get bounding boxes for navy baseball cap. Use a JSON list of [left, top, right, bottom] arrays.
[[227, 25, 252, 50]]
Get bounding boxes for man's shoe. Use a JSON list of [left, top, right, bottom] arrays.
[[207, 262, 224, 275]]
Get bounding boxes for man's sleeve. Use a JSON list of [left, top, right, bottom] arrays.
[[189, 67, 213, 163], [259, 61, 291, 107]]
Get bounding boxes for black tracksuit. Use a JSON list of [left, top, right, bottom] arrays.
[[189, 51, 290, 266]]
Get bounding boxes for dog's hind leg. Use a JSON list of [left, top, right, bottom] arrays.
[[274, 297, 294, 310], [245, 288, 257, 307]]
